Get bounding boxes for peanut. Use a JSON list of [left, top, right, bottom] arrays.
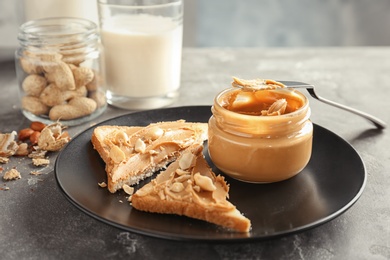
[[134, 138, 146, 153], [38, 52, 63, 74], [144, 126, 164, 141], [19, 50, 45, 74], [194, 173, 216, 192], [22, 96, 50, 116], [60, 45, 85, 65], [262, 99, 287, 116], [49, 97, 97, 121], [40, 84, 87, 107], [65, 86, 88, 99], [86, 70, 99, 91], [179, 152, 196, 170], [20, 56, 43, 74], [38, 52, 63, 63], [72, 66, 94, 88], [61, 55, 85, 66], [18, 128, 34, 141], [29, 131, 41, 145], [44, 61, 75, 90], [115, 131, 129, 144], [39, 84, 65, 107], [30, 121, 46, 132], [170, 182, 185, 193], [109, 145, 126, 164], [175, 168, 189, 176], [122, 184, 134, 195], [19, 47, 105, 121], [89, 90, 106, 108], [22, 74, 47, 97]]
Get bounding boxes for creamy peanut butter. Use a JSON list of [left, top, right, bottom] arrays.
[[208, 85, 313, 183], [223, 88, 304, 116]]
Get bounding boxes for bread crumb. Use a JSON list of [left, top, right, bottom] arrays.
[[3, 168, 21, 180], [32, 158, 50, 166]]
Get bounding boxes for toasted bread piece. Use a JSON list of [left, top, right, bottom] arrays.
[[91, 120, 208, 193], [131, 144, 251, 233]]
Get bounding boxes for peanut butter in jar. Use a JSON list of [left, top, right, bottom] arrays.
[[208, 79, 313, 183]]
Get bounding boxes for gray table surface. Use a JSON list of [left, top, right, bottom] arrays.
[[1, 48, 389, 260]]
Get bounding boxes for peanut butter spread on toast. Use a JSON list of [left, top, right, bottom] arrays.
[[134, 145, 232, 208], [131, 145, 251, 232], [91, 120, 208, 193]]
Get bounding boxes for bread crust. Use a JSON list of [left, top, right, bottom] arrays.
[[132, 193, 251, 232]]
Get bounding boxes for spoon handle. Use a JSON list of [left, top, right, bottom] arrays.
[[307, 88, 386, 129], [279, 81, 387, 129]]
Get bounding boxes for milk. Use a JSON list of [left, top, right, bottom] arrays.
[[101, 14, 183, 98]]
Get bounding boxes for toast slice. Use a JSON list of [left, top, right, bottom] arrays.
[[131, 144, 252, 232], [91, 120, 208, 193]]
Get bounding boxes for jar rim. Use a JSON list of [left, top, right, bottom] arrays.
[[18, 17, 98, 48], [20, 17, 97, 34], [214, 87, 310, 122]]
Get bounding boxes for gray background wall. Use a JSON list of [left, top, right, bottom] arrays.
[[1, 0, 390, 53], [186, 0, 390, 47]]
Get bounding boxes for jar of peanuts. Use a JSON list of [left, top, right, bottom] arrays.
[[15, 17, 107, 126]]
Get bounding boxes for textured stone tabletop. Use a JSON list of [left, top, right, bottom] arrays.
[[0, 48, 389, 259]]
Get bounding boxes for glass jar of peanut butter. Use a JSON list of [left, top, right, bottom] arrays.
[[15, 17, 107, 126], [208, 81, 313, 183]]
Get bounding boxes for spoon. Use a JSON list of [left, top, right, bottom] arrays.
[[278, 80, 386, 129]]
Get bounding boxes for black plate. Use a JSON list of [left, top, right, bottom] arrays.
[[55, 106, 366, 242]]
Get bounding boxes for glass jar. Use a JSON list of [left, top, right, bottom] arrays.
[[208, 87, 313, 183], [15, 17, 107, 126]]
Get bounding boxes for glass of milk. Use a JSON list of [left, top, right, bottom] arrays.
[[98, 0, 183, 110]]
